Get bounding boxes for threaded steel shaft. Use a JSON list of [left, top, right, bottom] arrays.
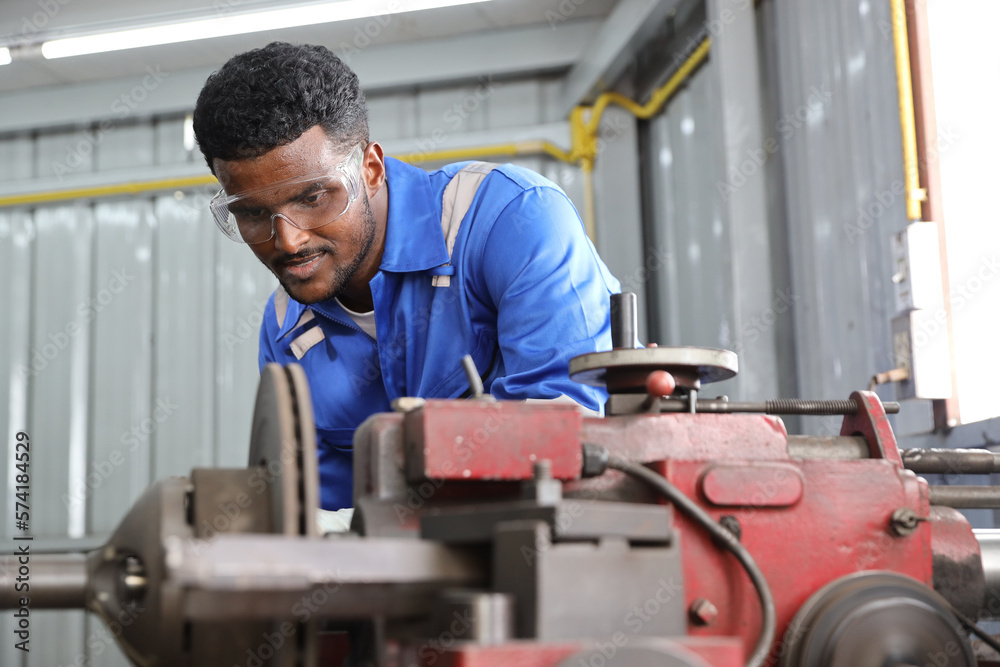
[[764, 399, 862, 415]]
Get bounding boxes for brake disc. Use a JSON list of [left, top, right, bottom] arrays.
[[248, 362, 320, 536], [241, 363, 321, 667], [86, 362, 323, 667]]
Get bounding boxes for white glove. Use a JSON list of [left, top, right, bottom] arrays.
[[316, 507, 354, 534]]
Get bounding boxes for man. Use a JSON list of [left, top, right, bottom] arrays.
[[193, 42, 620, 511]]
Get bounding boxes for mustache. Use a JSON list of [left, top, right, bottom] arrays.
[[276, 248, 329, 266]]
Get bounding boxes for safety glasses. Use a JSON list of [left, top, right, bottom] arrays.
[[210, 143, 365, 244]]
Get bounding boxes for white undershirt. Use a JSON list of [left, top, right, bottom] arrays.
[[335, 297, 377, 339]]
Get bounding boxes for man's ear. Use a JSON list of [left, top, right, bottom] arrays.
[[362, 142, 386, 199]]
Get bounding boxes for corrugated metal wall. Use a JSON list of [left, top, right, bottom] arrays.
[[0, 196, 277, 667], [639, 7, 797, 407], [643, 60, 732, 362], [638, 0, 914, 434], [766, 0, 907, 415], [0, 78, 589, 667]]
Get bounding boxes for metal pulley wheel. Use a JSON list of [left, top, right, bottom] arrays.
[[780, 571, 975, 667], [569, 346, 738, 393]]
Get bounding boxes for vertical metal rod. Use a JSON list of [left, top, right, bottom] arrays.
[[461, 354, 484, 398], [610, 293, 637, 349]]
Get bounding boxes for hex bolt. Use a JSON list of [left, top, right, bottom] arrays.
[[719, 515, 742, 542], [523, 459, 561, 505], [689, 598, 719, 626], [889, 508, 924, 537], [581, 443, 609, 478]]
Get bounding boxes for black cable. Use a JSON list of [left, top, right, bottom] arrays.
[[607, 455, 776, 667], [949, 604, 1000, 656]]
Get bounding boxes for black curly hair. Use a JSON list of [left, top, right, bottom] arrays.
[[193, 42, 369, 172]]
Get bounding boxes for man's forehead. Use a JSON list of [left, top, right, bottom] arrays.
[[214, 128, 353, 194]]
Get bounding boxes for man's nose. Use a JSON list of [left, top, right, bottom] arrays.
[[271, 213, 311, 253]]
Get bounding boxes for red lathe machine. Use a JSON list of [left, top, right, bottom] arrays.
[[4, 293, 999, 667]]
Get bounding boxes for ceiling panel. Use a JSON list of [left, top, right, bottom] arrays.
[[0, 0, 618, 94]]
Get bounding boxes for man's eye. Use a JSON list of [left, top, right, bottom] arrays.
[[299, 191, 328, 207], [235, 207, 267, 220]]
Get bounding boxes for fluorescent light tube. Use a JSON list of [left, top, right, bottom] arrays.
[[0, 48, 11, 66], [42, 0, 492, 59]]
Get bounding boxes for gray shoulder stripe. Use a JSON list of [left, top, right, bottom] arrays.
[[274, 286, 289, 327], [435, 162, 499, 287], [290, 325, 325, 360]]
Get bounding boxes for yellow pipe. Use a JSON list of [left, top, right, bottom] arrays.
[[890, 0, 925, 221], [581, 158, 596, 241], [0, 142, 572, 209], [538, 140, 575, 164], [584, 37, 712, 137], [0, 175, 219, 208], [566, 37, 710, 239], [397, 35, 712, 231], [394, 139, 574, 165]]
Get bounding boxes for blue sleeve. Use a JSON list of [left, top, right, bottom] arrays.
[[479, 185, 620, 410]]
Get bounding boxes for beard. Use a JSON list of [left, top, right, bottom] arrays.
[[274, 192, 378, 306]]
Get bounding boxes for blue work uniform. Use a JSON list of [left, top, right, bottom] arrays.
[[259, 157, 621, 510]]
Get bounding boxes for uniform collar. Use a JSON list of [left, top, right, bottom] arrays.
[[378, 156, 449, 272], [274, 297, 308, 341], [274, 297, 350, 342]]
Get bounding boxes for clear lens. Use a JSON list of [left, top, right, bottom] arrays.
[[210, 144, 364, 244]]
